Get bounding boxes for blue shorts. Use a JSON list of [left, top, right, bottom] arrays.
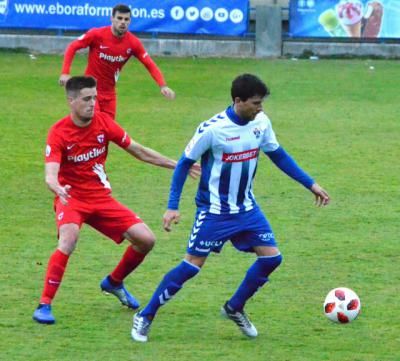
[[186, 207, 277, 257]]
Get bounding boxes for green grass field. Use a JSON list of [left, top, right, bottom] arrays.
[[0, 53, 399, 361]]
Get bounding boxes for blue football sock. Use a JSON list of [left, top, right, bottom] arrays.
[[228, 254, 282, 311], [140, 260, 200, 318]]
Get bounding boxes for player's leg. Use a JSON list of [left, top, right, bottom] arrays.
[[90, 198, 151, 309], [33, 223, 80, 324], [228, 246, 282, 312], [132, 210, 230, 342], [131, 254, 205, 342], [221, 245, 282, 338], [222, 209, 283, 337], [100, 223, 154, 309]]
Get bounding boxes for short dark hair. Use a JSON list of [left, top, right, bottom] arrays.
[[112, 4, 131, 16], [65, 76, 97, 98], [231, 74, 270, 101]]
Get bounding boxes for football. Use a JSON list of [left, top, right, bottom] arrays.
[[323, 287, 361, 323]]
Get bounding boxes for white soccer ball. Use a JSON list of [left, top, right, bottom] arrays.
[[323, 287, 361, 323]]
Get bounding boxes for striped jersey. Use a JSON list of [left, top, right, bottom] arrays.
[[184, 106, 280, 214]]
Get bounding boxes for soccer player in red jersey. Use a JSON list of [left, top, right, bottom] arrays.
[[33, 76, 199, 324], [59, 3, 175, 118]]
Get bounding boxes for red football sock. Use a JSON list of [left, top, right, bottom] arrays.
[[40, 249, 69, 304], [110, 246, 146, 284]]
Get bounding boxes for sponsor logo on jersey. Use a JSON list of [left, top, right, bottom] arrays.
[[226, 136, 240, 142], [99, 52, 126, 63], [67, 146, 106, 163], [99, 45, 109, 49], [222, 148, 259, 163], [97, 134, 104, 143], [66, 143, 76, 150]]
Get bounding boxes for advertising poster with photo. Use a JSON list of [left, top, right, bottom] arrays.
[[0, 0, 248, 36], [289, 0, 400, 39]]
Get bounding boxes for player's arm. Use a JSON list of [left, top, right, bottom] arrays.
[[125, 139, 176, 169], [163, 155, 196, 232], [59, 33, 92, 86], [125, 139, 200, 178], [265, 146, 330, 206], [125, 139, 201, 179], [132, 38, 175, 100], [45, 162, 71, 205]]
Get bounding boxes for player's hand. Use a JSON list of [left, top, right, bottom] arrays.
[[59, 74, 71, 87], [189, 163, 201, 179], [56, 184, 72, 205], [163, 209, 180, 232], [160, 86, 176, 100], [310, 183, 330, 207]]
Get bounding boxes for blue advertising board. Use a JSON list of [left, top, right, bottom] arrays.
[[289, 0, 400, 39], [0, 0, 248, 36]]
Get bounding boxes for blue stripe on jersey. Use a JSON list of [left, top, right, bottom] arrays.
[[248, 185, 256, 207], [237, 160, 249, 212], [246, 163, 258, 208], [219, 162, 232, 213], [195, 150, 214, 210]]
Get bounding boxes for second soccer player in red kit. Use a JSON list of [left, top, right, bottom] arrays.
[[33, 76, 199, 324], [59, 3, 175, 118]]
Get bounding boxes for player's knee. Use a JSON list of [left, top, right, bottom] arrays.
[[129, 233, 155, 254], [58, 224, 79, 255], [142, 234, 156, 252], [58, 237, 78, 255]]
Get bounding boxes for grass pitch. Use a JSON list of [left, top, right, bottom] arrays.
[[0, 53, 399, 361]]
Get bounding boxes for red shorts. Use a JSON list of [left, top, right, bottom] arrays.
[[95, 92, 117, 119], [54, 196, 142, 244]]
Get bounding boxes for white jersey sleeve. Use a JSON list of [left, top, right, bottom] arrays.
[[259, 113, 280, 153], [184, 123, 213, 161]]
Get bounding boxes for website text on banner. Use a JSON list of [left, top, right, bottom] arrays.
[[0, 0, 249, 36], [289, 0, 400, 39]]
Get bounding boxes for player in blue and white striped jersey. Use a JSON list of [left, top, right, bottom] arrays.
[[132, 74, 330, 342]]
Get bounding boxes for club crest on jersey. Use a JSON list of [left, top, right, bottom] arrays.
[[127, 48, 132, 55], [253, 127, 261, 138], [97, 134, 105, 143]]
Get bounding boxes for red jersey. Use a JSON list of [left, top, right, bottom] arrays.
[[45, 112, 131, 200], [61, 26, 166, 94]]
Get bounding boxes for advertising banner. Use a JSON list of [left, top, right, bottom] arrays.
[[289, 0, 400, 39], [0, 0, 248, 36]]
